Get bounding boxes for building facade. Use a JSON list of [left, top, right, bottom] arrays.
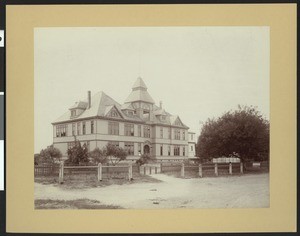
[[52, 77, 190, 162], [188, 132, 196, 158]]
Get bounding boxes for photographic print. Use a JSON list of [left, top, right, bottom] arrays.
[[34, 26, 270, 210]]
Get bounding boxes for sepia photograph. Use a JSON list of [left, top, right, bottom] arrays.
[[34, 26, 270, 210]]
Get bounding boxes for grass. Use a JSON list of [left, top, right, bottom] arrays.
[[35, 172, 162, 190], [35, 198, 122, 209]]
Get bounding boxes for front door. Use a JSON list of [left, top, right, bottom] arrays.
[[144, 145, 150, 154]]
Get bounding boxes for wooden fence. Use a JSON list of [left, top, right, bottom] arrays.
[[34, 164, 59, 176], [58, 162, 134, 184]]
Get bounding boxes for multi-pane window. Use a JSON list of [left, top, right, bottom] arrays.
[[160, 127, 163, 138], [174, 129, 180, 140], [91, 120, 94, 134], [160, 145, 163, 156], [183, 131, 185, 140], [168, 146, 171, 156], [108, 122, 119, 135], [72, 123, 76, 136], [82, 122, 86, 135], [174, 146, 180, 156], [143, 125, 150, 138], [138, 125, 141, 137], [124, 142, 134, 155], [108, 141, 119, 147], [183, 147, 185, 156], [124, 123, 134, 136], [77, 123, 81, 135], [56, 125, 68, 137]]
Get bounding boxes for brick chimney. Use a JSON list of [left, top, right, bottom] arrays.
[[88, 91, 91, 109]]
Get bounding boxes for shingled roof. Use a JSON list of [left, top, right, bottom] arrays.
[[124, 77, 155, 104]]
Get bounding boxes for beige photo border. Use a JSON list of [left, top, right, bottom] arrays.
[[6, 4, 296, 233]]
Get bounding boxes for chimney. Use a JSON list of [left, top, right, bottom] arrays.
[[159, 101, 162, 109], [88, 91, 91, 109]]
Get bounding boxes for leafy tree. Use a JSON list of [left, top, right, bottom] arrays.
[[136, 153, 156, 165], [88, 147, 107, 164], [34, 153, 40, 165], [104, 143, 127, 166], [66, 139, 89, 165], [196, 105, 269, 162], [39, 145, 62, 163]]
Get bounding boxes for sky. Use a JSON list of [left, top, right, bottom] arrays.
[[34, 27, 269, 153]]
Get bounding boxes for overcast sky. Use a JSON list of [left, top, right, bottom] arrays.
[[34, 27, 269, 153]]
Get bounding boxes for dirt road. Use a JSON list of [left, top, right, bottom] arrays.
[[35, 173, 269, 209]]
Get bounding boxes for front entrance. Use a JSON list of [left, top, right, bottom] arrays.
[[144, 145, 150, 154]]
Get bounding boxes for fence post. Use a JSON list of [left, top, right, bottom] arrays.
[[97, 163, 102, 181], [129, 164, 133, 181], [214, 163, 218, 176], [229, 163, 232, 175], [58, 161, 64, 184], [240, 162, 243, 174], [181, 162, 185, 178], [199, 163, 203, 178]]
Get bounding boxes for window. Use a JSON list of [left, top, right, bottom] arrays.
[[82, 122, 86, 135], [191, 134, 194, 141], [125, 123, 134, 136], [72, 123, 76, 136], [108, 141, 119, 147], [110, 110, 118, 117], [124, 142, 134, 155], [174, 146, 180, 156], [143, 125, 150, 138], [77, 123, 81, 135], [160, 145, 163, 156], [174, 129, 180, 140], [160, 127, 163, 138], [138, 125, 141, 137], [91, 120, 94, 134], [56, 124, 68, 137], [108, 122, 119, 135], [71, 110, 76, 117], [168, 146, 171, 156], [168, 128, 171, 139], [138, 143, 142, 155], [191, 145, 193, 151], [183, 131, 185, 140], [183, 147, 185, 156]]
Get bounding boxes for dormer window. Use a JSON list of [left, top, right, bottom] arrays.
[[161, 115, 166, 121], [71, 110, 76, 117]]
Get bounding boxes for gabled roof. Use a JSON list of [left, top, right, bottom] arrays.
[[124, 77, 155, 104], [53, 91, 143, 124]]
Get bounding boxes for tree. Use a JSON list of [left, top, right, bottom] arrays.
[[39, 145, 62, 163], [196, 105, 269, 162], [34, 153, 40, 165], [103, 143, 127, 166], [88, 147, 107, 164], [136, 153, 156, 165], [66, 139, 89, 165]]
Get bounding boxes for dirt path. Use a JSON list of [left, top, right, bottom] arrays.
[[35, 173, 269, 209]]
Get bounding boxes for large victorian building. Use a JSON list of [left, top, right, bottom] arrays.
[[52, 77, 194, 162]]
